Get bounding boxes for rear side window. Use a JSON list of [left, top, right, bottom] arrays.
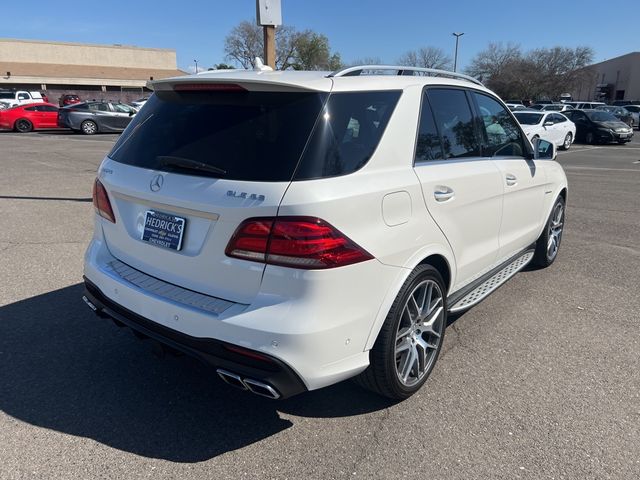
[[472, 92, 525, 157], [293, 91, 401, 180], [110, 91, 328, 182], [427, 88, 480, 159], [414, 94, 444, 162]]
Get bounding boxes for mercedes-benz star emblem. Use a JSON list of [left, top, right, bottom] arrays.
[[150, 174, 164, 192]]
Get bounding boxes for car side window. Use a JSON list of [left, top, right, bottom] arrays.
[[41, 105, 58, 112], [427, 88, 479, 159], [552, 114, 566, 123], [24, 106, 37, 111], [472, 92, 524, 157], [18, 93, 30, 100], [90, 103, 109, 112], [112, 103, 133, 114], [414, 93, 444, 163]]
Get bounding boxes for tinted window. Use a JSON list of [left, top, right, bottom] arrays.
[[427, 88, 479, 159], [90, 103, 110, 112], [70, 103, 89, 110], [585, 111, 617, 122], [293, 91, 401, 180], [551, 113, 566, 123], [24, 106, 37, 111], [112, 103, 134, 113], [414, 94, 444, 163], [40, 105, 58, 112], [18, 93, 29, 100], [473, 92, 524, 157], [110, 91, 327, 182], [514, 112, 544, 125]]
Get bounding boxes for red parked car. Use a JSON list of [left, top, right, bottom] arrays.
[[59, 94, 81, 107], [0, 103, 60, 132]]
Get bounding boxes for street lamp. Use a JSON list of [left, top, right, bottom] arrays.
[[194, 59, 199, 73], [452, 33, 464, 72]]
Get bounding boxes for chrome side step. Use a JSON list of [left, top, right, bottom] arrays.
[[449, 251, 534, 312]]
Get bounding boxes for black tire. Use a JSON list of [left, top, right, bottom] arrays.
[[14, 119, 33, 133], [532, 195, 565, 268], [354, 264, 447, 400], [560, 132, 572, 150], [81, 120, 98, 135]]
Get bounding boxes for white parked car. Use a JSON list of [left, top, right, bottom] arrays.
[[83, 65, 568, 400], [0, 90, 45, 108], [514, 111, 576, 150]]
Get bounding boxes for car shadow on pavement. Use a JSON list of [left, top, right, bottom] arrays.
[[0, 283, 395, 462]]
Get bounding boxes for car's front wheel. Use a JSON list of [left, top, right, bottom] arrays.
[[81, 120, 98, 135], [532, 195, 565, 268], [355, 264, 447, 399], [14, 119, 33, 133]]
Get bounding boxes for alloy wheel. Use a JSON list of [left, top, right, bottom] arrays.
[[547, 202, 564, 260], [563, 133, 572, 149], [394, 279, 444, 387]]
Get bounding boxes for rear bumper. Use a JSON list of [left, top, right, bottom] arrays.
[[83, 277, 307, 398]]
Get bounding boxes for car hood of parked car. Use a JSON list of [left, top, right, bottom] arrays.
[[594, 120, 632, 130]]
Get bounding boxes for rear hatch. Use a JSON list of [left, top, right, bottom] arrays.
[[99, 77, 331, 304]]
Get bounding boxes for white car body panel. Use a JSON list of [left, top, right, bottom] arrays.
[[83, 69, 568, 396]]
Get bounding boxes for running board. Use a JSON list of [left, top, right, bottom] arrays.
[[448, 251, 534, 313]]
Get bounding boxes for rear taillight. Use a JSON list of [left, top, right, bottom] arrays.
[[225, 217, 373, 269], [92, 178, 116, 223]]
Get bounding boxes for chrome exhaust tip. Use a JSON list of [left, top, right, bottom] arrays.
[[216, 369, 248, 390], [243, 378, 281, 399]]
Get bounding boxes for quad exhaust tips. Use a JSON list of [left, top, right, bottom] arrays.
[[216, 369, 281, 399]]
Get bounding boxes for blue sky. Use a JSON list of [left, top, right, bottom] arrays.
[[4, 0, 639, 72]]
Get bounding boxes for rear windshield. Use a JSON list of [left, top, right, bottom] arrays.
[[514, 112, 543, 125], [109, 89, 400, 182]]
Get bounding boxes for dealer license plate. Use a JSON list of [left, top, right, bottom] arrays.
[[141, 210, 186, 251]]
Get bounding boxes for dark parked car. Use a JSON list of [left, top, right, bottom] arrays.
[[59, 94, 81, 107], [595, 105, 634, 127], [563, 109, 634, 144], [58, 101, 137, 134]]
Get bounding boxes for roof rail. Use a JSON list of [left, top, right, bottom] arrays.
[[328, 65, 483, 86]]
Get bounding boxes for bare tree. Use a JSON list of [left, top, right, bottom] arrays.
[[466, 43, 593, 100], [397, 47, 452, 70], [223, 21, 262, 69], [224, 20, 341, 70]]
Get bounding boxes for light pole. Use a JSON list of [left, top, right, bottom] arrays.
[[194, 59, 199, 73], [452, 32, 464, 72]]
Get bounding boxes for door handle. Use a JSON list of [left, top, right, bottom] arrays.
[[434, 186, 455, 202], [506, 174, 517, 186]]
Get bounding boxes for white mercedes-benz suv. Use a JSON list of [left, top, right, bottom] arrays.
[[83, 65, 567, 400]]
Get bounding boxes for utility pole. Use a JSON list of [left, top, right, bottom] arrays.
[[194, 59, 199, 73], [256, 0, 281, 70], [452, 32, 464, 72], [263, 26, 276, 69]]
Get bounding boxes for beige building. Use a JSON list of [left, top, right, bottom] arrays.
[[0, 38, 185, 103], [571, 52, 640, 102]]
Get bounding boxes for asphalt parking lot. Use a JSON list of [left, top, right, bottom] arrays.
[[1, 131, 639, 480]]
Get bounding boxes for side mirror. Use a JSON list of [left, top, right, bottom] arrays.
[[543, 121, 554, 127], [533, 138, 556, 160]]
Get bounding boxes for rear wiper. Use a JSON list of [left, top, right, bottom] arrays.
[[157, 156, 227, 176]]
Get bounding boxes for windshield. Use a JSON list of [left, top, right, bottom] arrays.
[[110, 91, 327, 181], [514, 112, 543, 125], [584, 111, 618, 122]]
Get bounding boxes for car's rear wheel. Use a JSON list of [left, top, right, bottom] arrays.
[[561, 132, 572, 150], [81, 120, 98, 135], [354, 264, 446, 399], [14, 119, 33, 133], [532, 195, 565, 268]]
